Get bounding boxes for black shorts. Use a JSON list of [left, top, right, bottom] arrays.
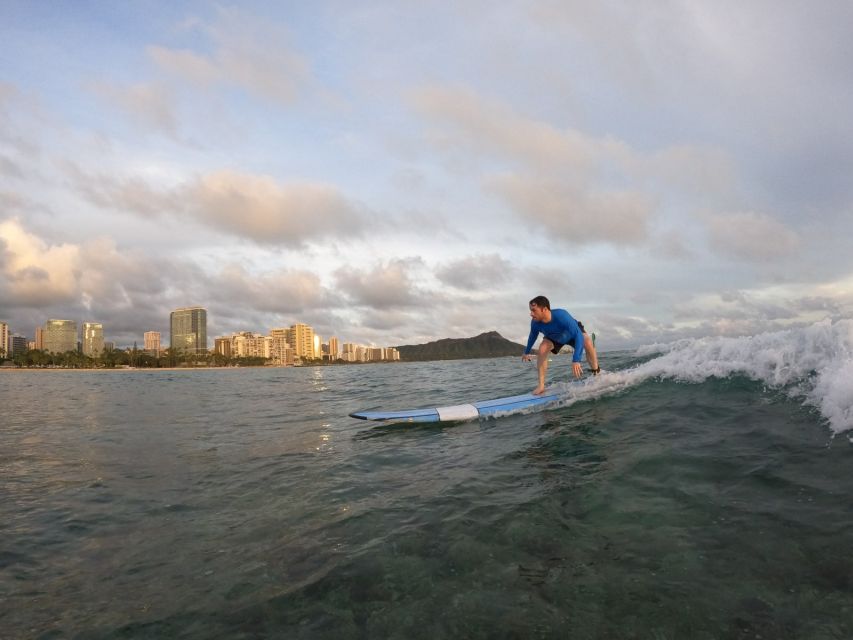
[[550, 338, 577, 354]]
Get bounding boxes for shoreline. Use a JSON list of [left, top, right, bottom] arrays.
[[0, 361, 410, 372]]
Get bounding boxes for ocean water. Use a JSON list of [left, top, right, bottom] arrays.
[[2, 319, 853, 639]]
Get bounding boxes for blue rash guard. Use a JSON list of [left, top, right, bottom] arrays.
[[524, 308, 585, 363]]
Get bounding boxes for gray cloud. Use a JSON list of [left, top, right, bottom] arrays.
[[0, 154, 24, 179], [531, 0, 853, 214], [435, 253, 513, 289], [90, 82, 178, 137], [209, 263, 327, 315], [489, 175, 652, 246], [148, 8, 312, 107], [184, 171, 364, 245], [334, 258, 429, 310], [67, 167, 367, 246], [409, 86, 734, 248], [706, 211, 800, 262], [0, 217, 342, 346]]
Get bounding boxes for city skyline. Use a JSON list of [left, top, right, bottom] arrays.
[[2, 3, 853, 350], [1, 310, 403, 360]]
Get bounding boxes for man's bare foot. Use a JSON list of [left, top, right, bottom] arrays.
[[532, 385, 546, 395]]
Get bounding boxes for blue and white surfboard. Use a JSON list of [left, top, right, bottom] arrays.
[[349, 388, 568, 423]]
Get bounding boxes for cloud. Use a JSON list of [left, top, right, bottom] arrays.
[[0, 218, 81, 306], [706, 211, 800, 262], [0, 217, 195, 314], [184, 171, 364, 245], [334, 258, 428, 309], [409, 86, 734, 247], [435, 253, 513, 289], [0, 216, 341, 344], [0, 82, 45, 159], [68, 167, 366, 246], [146, 47, 220, 87], [90, 82, 178, 137], [409, 85, 597, 171], [0, 190, 30, 213], [489, 175, 652, 245], [147, 8, 312, 107], [211, 262, 327, 315], [0, 154, 25, 179]]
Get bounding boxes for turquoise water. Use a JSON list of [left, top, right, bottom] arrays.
[[2, 322, 853, 639]]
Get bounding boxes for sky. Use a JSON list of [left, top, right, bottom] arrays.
[[2, 1, 853, 350]]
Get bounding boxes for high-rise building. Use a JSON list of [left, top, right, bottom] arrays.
[[286, 323, 315, 360], [170, 307, 207, 355], [231, 332, 269, 358], [214, 337, 231, 357], [342, 342, 357, 362], [34, 326, 44, 350], [11, 335, 27, 357], [328, 336, 340, 361], [43, 319, 78, 354], [269, 331, 294, 366], [0, 321, 8, 358], [81, 322, 104, 357], [144, 331, 161, 356]]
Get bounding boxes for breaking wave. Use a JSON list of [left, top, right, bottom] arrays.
[[563, 319, 853, 435]]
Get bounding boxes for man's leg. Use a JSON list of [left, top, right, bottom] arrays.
[[583, 333, 599, 373], [533, 339, 553, 395]]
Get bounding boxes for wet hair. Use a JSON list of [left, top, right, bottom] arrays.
[[529, 295, 550, 309]]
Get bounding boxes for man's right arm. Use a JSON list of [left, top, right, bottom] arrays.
[[523, 322, 538, 356]]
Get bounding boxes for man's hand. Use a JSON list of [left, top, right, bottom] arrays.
[[522, 353, 532, 362], [572, 362, 583, 379]]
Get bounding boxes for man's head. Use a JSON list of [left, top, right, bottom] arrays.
[[529, 295, 551, 321], [529, 295, 550, 310]]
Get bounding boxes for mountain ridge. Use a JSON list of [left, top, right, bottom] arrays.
[[394, 331, 524, 362]]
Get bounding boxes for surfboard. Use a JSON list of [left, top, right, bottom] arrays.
[[349, 388, 567, 423]]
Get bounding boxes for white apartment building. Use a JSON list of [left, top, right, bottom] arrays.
[[0, 321, 9, 358], [340, 342, 400, 363], [144, 331, 161, 356], [231, 332, 270, 359], [269, 335, 295, 366]]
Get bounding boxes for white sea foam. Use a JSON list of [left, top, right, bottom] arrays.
[[557, 319, 853, 434]]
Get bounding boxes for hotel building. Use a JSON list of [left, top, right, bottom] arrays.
[[11, 335, 27, 357], [81, 322, 104, 357], [287, 323, 316, 360], [214, 337, 232, 357], [170, 307, 208, 355], [327, 336, 340, 360], [0, 321, 8, 357], [231, 332, 269, 359], [144, 331, 161, 357], [43, 319, 78, 354], [269, 328, 294, 366]]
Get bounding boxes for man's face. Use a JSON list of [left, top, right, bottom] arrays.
[[529, 304, 547, 321]]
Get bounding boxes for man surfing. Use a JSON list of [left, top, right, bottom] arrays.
[[522, 295, 600, 395]]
